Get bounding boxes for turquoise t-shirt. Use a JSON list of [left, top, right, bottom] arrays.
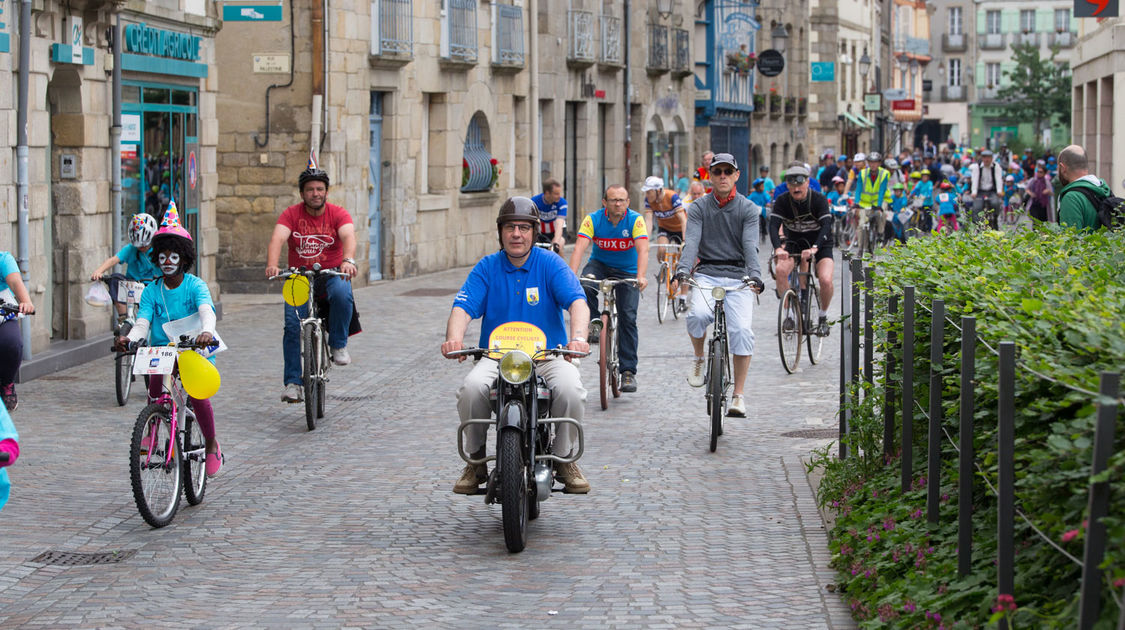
[[116, 244, 160, 281], [0, 251, 20, 297], [136, 274, 215, 346]]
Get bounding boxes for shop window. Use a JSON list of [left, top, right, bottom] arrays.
[[461, 112, 495, 193]]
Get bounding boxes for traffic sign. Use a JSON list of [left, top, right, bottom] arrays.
[[757, 50, 785, 77]]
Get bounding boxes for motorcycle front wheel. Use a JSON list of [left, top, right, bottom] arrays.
[[498, 428, 528, 553]]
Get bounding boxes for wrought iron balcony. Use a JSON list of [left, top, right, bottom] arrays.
[[978, 86, 1001, 101], [671, 28, 690, 76], [941, 85, 966, 101], [784, 96, 796, 117], [370, 0, 413, 61], [568, 10, 597, 66], [1050, 30, 1077, 47], [491, 4, 524, 69], [647, 23, 669, 74], [1017, 31, 1040, 46], [441, 0, 478, 65], [979, 33, 1006, 50], [600, 15, 622, 65], [942, 33, 966, 52]]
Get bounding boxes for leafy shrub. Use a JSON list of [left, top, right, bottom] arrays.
[[810, 225, 1125, 627]]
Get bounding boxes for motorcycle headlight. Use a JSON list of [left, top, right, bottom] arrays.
[[711, 286, 726, 300], [499, 350, 533, 384]]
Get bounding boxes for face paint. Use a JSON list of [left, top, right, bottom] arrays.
[[158, 252, 182, 276]]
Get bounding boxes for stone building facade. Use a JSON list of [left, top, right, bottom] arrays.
[[215, 0, 698, 288], [1, 0, 221, 376], [808, 0, 882, 157], [1071, 17, 1125, 197], [748, 0, 813, 176]]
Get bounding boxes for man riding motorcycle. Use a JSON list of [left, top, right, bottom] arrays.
[[441, 198, 592, 494]]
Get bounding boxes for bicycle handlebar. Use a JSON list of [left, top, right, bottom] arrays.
[[580, 276, 640, 289], [680, 276, 763, 293], [0, 303, 33, 316], [269, 266, 349, 282]]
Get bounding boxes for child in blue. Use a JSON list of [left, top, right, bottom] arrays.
[[910, 170, 935, 231], [91, 214, 160, 326], [933, 180, 959, 233], [118, 204, 224, 477], [890, 183, 909, 242], [0, 402, 18, 511], [0, 250, 35, 411]]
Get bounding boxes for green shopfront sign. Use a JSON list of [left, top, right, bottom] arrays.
[[0, 0, 9, 53], [125, 22, 201, 61]]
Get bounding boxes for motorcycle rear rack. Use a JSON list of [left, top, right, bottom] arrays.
[[457, 417, 584, 465]]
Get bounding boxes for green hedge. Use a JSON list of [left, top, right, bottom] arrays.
[[811, 226, 1125, 627]]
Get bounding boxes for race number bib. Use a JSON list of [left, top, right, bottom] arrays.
[[133, 346, 178, 375], [117, 280, 147, 305]]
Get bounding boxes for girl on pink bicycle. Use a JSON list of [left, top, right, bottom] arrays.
[[115, 203, 224, 477]]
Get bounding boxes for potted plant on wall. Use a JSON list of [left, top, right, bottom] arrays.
[[490, 158, 501, 189]]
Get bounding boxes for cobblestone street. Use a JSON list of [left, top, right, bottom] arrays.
[[0, 247, 854, 628]]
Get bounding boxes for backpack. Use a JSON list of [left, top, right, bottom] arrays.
[[1062, 186, 1125, 230]]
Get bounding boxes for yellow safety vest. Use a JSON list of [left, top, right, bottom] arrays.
[[858, 168, 889, 208]]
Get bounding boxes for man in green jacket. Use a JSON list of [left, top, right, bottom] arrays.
[[1056, 145, 1110, 232]]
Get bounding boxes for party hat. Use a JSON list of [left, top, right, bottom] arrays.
[[155, 198, 192, 240]]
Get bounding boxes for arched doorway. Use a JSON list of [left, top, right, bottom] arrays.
[[46, 67, 85, 341]]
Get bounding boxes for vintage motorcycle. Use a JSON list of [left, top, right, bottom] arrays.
[[447, 322, 587, 553]]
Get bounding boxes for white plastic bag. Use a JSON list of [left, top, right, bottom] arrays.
[[84, 282, 112, 307]]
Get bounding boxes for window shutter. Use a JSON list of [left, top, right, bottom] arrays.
[[1002, 9, 1018, 33], [1036, 9, 1052, 33], [976, 61, 985, 87], [977, 9, 986, 34]]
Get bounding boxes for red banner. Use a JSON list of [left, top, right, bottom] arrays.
[[891, 99, 916, 111]]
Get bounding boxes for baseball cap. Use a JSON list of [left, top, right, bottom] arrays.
[[980, 149, 994, 157], [642, 176, 664, 192], [752, 178, 765, 187], [710, 153, 739, 170], [785, 163, 811, 178], [831, 175, 845, 183]]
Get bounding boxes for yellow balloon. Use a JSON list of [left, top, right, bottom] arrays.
[[283, 275, 310, 307], [178, 350, 221, 399]]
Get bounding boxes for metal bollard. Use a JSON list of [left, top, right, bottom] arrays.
[[1077, 371, 1121, 629], [958, 316, 976, 577], [997, 341, 1016, 628], [864, 269, 874, 385], [901, 286, 915, 494], [884, 295, 898, 459], [927, 299, 944, 525]]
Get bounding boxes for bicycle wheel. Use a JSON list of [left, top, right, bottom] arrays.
[[608, 314, 620, 398], [182, 411, 207, 506], [130, 403, 182, 528], [805, 281, 825, 365], [708, 339, 725, 453], [115, 352, 134, 406], [778, 289, 802, 374], [598, 313, 610, 410], [656, 264, 668, 324], [302, 323, 319, 431]]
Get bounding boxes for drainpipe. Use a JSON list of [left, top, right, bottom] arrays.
[[111, 12, 123, 268], [623, 0, 631, 190], [528, 0, 539, 193], [16, 0, 31, 360]]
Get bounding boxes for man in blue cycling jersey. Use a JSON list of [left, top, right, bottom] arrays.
[[568, 185, 649, 393]]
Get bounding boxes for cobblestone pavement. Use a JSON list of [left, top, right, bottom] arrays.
[[0, 246, 855, 629]]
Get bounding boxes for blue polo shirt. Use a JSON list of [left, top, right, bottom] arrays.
[[453, 247, 585, 350]]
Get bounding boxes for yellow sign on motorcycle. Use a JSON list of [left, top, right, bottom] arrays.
[[488, 321, 547, 358]]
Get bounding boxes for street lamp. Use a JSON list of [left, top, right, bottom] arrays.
[[858, 51, 871, 78], [656, 0, 674, 20], [771, 23, 789, 54]]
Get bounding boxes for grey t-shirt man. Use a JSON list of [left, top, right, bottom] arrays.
[[677, 191, 761, 281]]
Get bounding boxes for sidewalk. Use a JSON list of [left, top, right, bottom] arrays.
[[0, 248, 854, 628]]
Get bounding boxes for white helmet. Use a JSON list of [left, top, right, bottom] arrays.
[[129, 213, 158, 248], [642, 176, 665, 192], [854, 152, 866, 163], [885, 158, 899, 169]]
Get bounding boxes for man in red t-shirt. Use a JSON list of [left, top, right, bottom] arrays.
[[266, 168, 358, 403]]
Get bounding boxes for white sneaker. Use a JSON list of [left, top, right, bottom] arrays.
[[331, 346, 351, 366], [281, 383, 303, 403], [687, 358, 705, 387], [727, 395, 746, 417]]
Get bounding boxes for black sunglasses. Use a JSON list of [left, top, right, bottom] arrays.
[[711, 167, 736, 176], [785, 175, 808, 185]]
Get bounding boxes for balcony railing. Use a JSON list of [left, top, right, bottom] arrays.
[[893, 35, 931, 57], [441, 0, 478, 64], [769, 93, 782, 117], [941, 85, 965, 101], [672, 28, 690, 75], [980, 33, 1006, 50], [784, 96, 796, 116], [600, 15, 622, 65], [798, 98, 807, 117], [1050, 30, 1077, 47], [753, 93, 766, 115], [568, 10, 597, 65], [491, 4, 524, 68], [647, 23, 669, 73], [978, 86, 1001, 101], [1017, 31, 1040, 46], [370, 0, 413, 58], [942, 33, 966, 52]]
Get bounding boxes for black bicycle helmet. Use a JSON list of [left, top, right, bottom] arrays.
[[298, 168, 330, 191], [495, 197, 540, 246]]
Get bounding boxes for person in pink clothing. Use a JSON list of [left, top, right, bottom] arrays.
[[0, 399, 19, 511]]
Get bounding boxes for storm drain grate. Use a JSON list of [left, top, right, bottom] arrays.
[[398, 288, 458, 297], [330, 394, 380, 402], [780, 428, 840, 439], [30, 550, 136, 566]]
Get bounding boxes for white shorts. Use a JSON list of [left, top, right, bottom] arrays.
[[685, 273, 756, 356]]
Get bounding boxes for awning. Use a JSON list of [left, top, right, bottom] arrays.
[[855, 112, 876, 128], [843, 112, 873, 128]]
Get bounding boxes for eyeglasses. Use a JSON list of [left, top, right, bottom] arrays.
[[785, 175, 808, 186], [710, 167, 735, 177], [502, 223, 534, 234], [606, 197, 629, 204]]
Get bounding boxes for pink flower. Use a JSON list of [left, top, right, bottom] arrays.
[[1062, 529, 1080, 543], [903, 600, 916, 613], [1114, 578, 1125, 588]]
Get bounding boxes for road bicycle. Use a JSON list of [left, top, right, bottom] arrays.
[[271, 265, 349, 431], [831, 203, 854, 249], [103, 277, 150, 406], [769, 252, 828, 374], [651, 242, 687, 323], [856, 204, 893, 256], [681, 276, 761, 453], [127, 337, 213, 528], [580, 276, 639, 410]]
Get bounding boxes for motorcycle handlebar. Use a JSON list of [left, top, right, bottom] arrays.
[[448, 346, 590, 360]]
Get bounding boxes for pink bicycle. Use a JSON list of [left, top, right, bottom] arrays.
[[128, 337, 212, 528]]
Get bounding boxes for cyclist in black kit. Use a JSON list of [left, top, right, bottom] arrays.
[[768, 162, 834, 335]]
